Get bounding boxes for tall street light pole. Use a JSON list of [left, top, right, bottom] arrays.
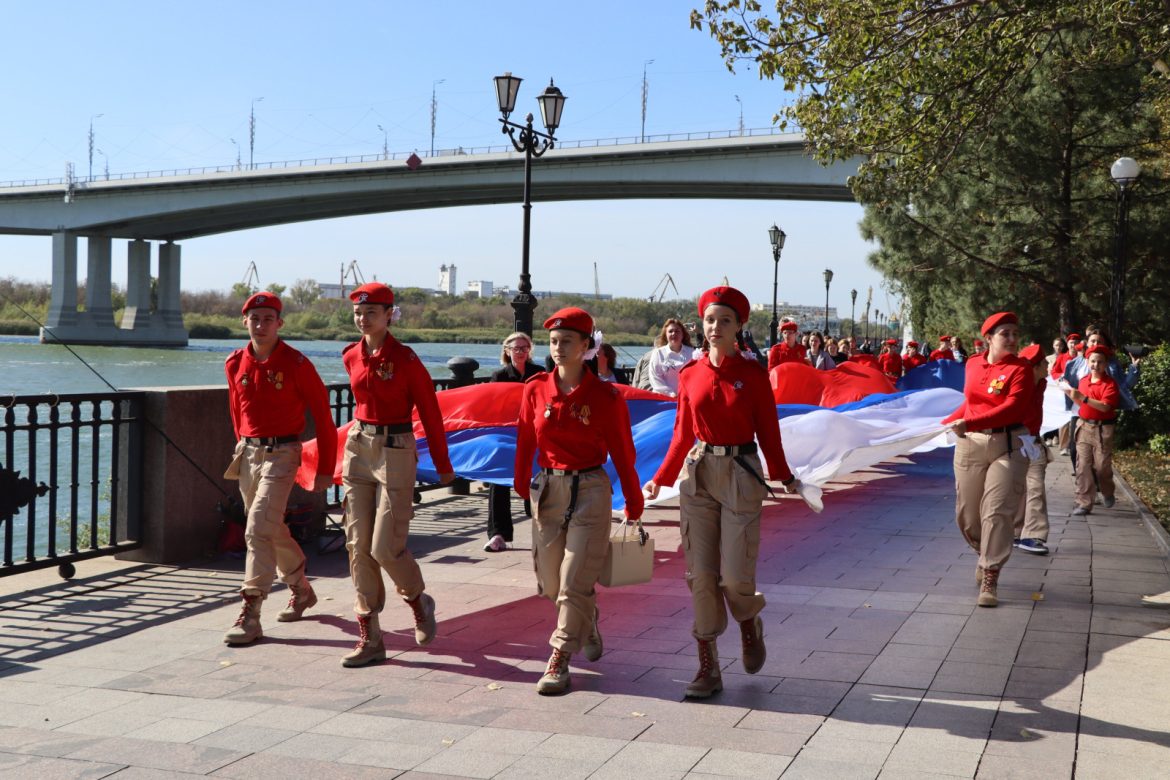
[[1110, 156, 1141, 344], [768, 224, 786, 346], [641, 60, 654, 143], [822, 269, 834, 335], [88, 114, 103, 181], [850, 289, 857, 342], [494, 73, 567, 336], [431, 79, 446, 157], [249, 97, 264, 170], [864, 286, 872, 345]]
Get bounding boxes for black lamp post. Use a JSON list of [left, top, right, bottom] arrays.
[[874, 309, 881, 343], [822, 269, 834, 335], [494, 73, 567, 336], [1110, 156, 1141, 344], [850, 289, 857, 342], [768, 224, 786, 346]]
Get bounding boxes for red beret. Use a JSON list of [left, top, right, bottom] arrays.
[[1086, 345, 1114, 359], [884, 338, 897, 346], [1019, 344, 1044, 365], [349, 282, 394, 306], [779, 321, 798, 333], [939, 335, 952, 341], [698, 286, 751, 323], [906, 340, 919, 348], [543, 307, 593, 336], [241, 291, 283, 315], [980, 311, 1018, 336], [973, 339, 984, 346], [1067, 333, 1081, 340]]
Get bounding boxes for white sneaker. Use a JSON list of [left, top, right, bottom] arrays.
[[484, 535, 508, 552]]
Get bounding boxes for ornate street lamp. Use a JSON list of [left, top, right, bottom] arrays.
[[494, 74, 567, 335], [1110, 156, 1141, 343], [822, 269, 834, 335], [768, 224, 786, 346], [850, 289, 857, 342]]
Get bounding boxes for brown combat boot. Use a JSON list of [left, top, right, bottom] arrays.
[[276, 581, 318, 622], [406, 593, 437, 646], [685, 639, 723, 699], [582, 606, 603, 662], [341, 614, 386, 668], [223, 593, 263, 645], [740, 615, 766, 674], [978, 567, 1000, 608], [536, 648, 571, 695]]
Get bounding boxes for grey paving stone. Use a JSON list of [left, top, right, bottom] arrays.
[[690, 747, 793, 778], [778, 755, 880, 779], [63, 735, 246, 773], [123, 717, 223, 743], [412, 747, 523, 778], [193, 724, 297, 753], [0, 752, 124, 779], [492, 753, 601, 780], [210, 751, 397, 779], [974, 753, 1072, 779], [929, 661, 1012, 697]]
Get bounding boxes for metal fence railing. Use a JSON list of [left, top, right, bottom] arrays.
[[1, 392, 145, 578]]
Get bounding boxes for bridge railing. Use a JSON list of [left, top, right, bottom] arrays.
[[0, 126, 799, 190], [1, 392, 145, 578]]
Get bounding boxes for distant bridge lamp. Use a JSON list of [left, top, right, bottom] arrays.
[[493, 73, 567, 336]]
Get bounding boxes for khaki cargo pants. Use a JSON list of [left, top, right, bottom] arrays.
[[530, 469, 612, 653], [678, 446, 768, 642], [1075, 420, 1115, 510], [227, 440, 307, 597], [1013, 436, 1050, 542], [343, 428, 424, 616], [954, 431, 1028, 570]]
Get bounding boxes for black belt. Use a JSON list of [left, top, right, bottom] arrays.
[[356, 421, 413, 436], [242, 435, 299, 447], [542, 466, 603, 477], [542, 466, 604, 527], [972, 425, 1025, 435], [700, 441, 757, 457], [1079, 418, 1116, 427]]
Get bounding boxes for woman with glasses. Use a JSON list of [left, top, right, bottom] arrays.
[[485, 332, 545, 552]]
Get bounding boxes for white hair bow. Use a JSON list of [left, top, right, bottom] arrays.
[[583, 329, 603, 361], [390, 305, 402, 323]]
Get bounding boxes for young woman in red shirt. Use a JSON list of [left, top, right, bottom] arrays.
[[339, 283, 455, 668], [644, 286, 798, 699], [942, 312, 1032, 607], [513, 307, 643, 696], [1064, 345, 1121, 516]]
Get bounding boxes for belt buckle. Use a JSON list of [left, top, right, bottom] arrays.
[[711, 445, 730, 456]]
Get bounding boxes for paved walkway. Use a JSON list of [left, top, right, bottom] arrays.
[[1, 447, 1169, 779]]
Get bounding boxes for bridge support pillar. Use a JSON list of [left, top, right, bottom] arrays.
[[120, 239, 152, 332], [42, 232, 79, 336], [82, 236, 116, 330], [157, 242, 184, 331]]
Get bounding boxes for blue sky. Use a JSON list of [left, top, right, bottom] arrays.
[[0, 1, 895, 316]]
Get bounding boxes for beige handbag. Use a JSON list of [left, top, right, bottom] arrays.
[[599, 519, 654, 587]]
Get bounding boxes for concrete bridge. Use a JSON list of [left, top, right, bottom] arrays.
[[0, 131, 860, 346]]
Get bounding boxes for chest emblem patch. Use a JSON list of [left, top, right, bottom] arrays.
[[376, 361, 395, 381], [266, 370, 285, 390], [987, 374, 1007, 395], [571, 403, 591, 426]]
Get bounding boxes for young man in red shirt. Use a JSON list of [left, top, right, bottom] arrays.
[[878, 338, 903, 381], [929, 335, 955, 361], [223, 292, 337, 645], [1064, 345, 1121, 515], [902, 341, 927, 371]]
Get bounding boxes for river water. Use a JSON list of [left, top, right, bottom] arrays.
[[0, 335, 527, 564], [0, 335, 519, 396]]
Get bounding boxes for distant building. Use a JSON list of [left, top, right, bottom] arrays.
[[751, 302, 839, 334], [467, 280, 494, 298], [319, 282, 345, 300], [438, 264, 457, 296]]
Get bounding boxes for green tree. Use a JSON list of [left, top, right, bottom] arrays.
[[288, 278, 321, 307], [230, 282, 253, 299], [266, 283, 286, 298]]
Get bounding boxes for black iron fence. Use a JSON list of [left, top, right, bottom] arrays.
[[1, 392, 144, 577]]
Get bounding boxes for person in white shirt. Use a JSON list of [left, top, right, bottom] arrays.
[[648, 318, 695, 396]]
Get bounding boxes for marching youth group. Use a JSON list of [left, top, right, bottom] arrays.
[[219, 283, 1139, 698]]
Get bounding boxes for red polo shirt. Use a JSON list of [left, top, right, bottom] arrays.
[[225, 340, 338, 477], [942, 352, 1032, 430], [767, 342, 807, 370], [1050, 351, 1072, 379], [878, 352, 903, 380], [343, 336, 452, 473], [513, 370, 643, 519], [1077, 374, 1120, 422], [929, 348, 955, 361], [903, 353, 927, 371], [654, 351, 793, 487]]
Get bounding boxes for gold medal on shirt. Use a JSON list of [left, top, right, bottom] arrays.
[[544, 402, 553, 419], [240, 375, 249, 386], [571, 403, 591, 426], [987, 374, 1006, 395], [375, 360, 395, 381], [266, 370, 284, 390]]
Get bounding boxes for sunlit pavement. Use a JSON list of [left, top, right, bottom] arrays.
[[0, 447, 1167, 779]]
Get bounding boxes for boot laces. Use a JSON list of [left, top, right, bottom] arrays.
[[233, 595, 257, 627], [408, 596, 428, 626], [981, 567, 999, 591], [742, 620, 757, 648], [546, 648, 568, 675], [355, 616, 371, 648], [696, 641, 716, 677]]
